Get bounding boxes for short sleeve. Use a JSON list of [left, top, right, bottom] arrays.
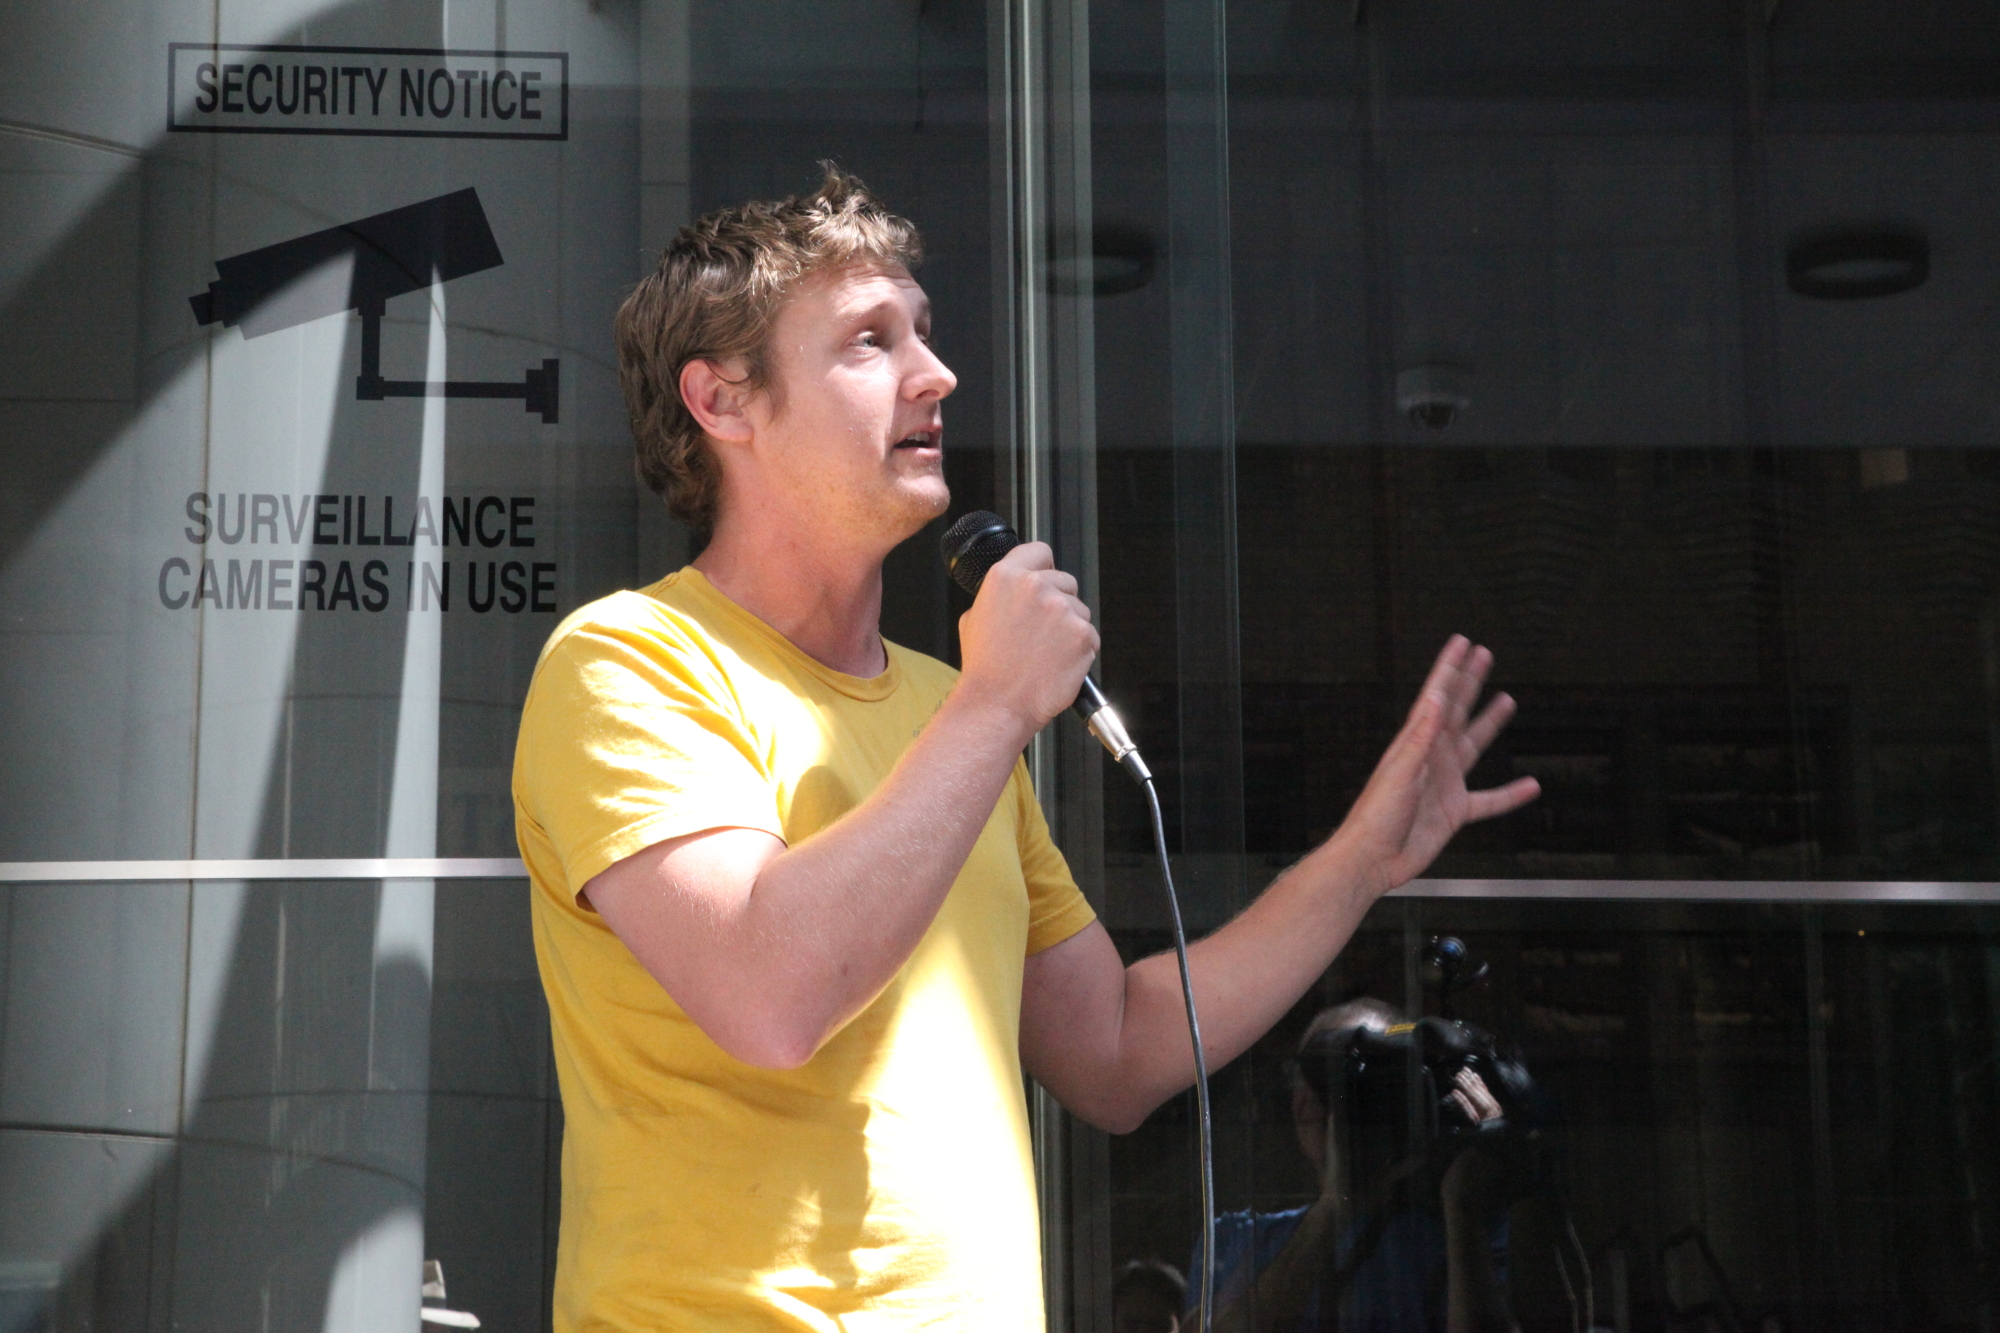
[[1012, 763, 1098, 955], [515, 617, 784, 901]]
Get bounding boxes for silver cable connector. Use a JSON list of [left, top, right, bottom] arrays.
[[1083, 704, 1153, 782]]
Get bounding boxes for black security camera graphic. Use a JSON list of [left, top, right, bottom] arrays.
[[189, 187, 558, 424]]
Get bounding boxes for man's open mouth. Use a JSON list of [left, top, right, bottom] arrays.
[[894, 430, 940, 450]]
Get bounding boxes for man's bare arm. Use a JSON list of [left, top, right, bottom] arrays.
[[1020, 637, 1538, 1132], [584, 542, 1095, 1070]]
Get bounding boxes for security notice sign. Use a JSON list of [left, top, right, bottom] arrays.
[[169, 45, 568, 140]]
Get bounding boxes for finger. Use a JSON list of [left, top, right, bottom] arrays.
[[1386, 686, 1449, 783], [1398, 638, 1469, 752], [1460, 691, 1517, 762], [1042, 569, 1079, 597], [1416, 636, 1471, 713], [1464, 775, 1541, 824], [1458, 641, 1495, 695], [1456, 1070, 1503, 1119], [1001, 541, 1055, 571], [1056, 591, 1093, 624], [1442, 643, 1493, 733]]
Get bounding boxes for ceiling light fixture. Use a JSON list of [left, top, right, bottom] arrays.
[[1786, 225, 1929, 300], [1048, 225, 1157, 298]]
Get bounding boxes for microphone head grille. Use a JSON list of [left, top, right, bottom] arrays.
[[940, 510, 1020, 597]]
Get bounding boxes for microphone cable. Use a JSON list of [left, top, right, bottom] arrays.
[[939, 511, 1215, 1333], [1140, 771, 1215, 1333]]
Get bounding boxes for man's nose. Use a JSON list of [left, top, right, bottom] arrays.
[[906, 341, 958, 401]]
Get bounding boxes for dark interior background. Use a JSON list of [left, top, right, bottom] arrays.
[[1087, 1, 2000, 1329]]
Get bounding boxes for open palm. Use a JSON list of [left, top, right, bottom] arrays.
[[1344, 636, 1539, 892]]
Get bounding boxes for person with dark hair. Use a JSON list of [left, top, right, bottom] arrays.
[[1116, 1258, 1190, 1333], [515, 166, 1537, 1331], [1193, 1000, 1555, 1333]]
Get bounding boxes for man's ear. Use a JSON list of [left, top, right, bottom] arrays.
[[679, 358, 755, 446]]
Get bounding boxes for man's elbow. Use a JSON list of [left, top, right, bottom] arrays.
[[638, 954, 840, 1069], [698, 999, 838, 1071], [1052, 1083, 1160, 1136], [1090, 1104, 1152, 1136], [725, 1032, 821, 1071]]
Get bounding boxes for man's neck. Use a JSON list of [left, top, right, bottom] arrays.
[[693, 520, 891, 678]]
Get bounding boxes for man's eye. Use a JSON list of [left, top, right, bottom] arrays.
[[857, 332, 880, 348]]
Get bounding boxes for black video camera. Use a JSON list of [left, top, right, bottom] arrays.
[[1292, 1015, 1554, 1194]]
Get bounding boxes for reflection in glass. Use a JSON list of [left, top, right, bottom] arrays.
[[1110, 903, 2000, 1332], [1087, 0, 2000, 1326]]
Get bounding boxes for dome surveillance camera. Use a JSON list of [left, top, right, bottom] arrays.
[[1408, 399, 1460, 431], [1396, 364, 1472, 432]]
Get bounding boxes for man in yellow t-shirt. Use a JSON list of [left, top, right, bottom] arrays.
[[513, 168, 1536, 1331]]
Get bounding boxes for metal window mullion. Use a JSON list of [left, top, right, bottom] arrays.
[[993, 5, 1062, 1330], [995, 0, 1107, 1326]]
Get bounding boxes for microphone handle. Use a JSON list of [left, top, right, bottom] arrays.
[[1070, 676, 1151, 782]]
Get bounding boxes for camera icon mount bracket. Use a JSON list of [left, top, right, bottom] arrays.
[[190, 187, 559, 425], [353, 294, 558, 423]]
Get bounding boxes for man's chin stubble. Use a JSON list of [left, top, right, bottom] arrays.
[[889, 478, 950, 535]]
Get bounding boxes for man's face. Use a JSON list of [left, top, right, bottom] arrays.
[[747, 261, 957, 547]]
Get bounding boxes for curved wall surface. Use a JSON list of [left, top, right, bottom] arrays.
[[0, 1, 652, 1328]]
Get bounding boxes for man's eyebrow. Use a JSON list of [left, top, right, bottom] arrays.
[[837, 294, 932, 327]]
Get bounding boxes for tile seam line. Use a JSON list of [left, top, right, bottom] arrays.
[[0, 117, 145, 158]]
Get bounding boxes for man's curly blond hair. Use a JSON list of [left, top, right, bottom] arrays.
[[615, 165, 924, 530]]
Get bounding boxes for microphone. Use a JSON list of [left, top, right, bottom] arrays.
[[940, 510, 1151, 782]]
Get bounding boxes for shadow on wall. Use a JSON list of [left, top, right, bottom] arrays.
[[3, 873, 561, 1333], [0, 0, 588, 1328], [2, 0, 988, 1328], [166, 886, 433, 1333]]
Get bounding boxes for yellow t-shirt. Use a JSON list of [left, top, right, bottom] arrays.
[[513, 567, 1097, 1332]]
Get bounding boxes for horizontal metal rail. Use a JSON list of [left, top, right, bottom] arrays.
[[1, 862, 1996, 901], [0, 858, 527, 882], [1391, 878, 2000, 902]]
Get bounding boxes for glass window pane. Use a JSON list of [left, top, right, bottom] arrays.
[[1086, 0, 2000, 1328]]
